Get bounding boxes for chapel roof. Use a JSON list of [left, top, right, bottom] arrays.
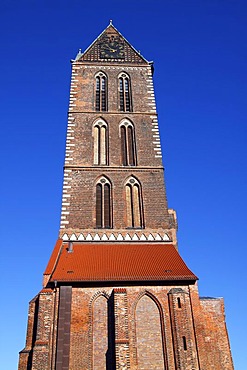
[[44, 240, 197, 283]]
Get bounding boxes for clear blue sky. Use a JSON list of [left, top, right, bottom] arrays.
[[0, 1, 246, 369]]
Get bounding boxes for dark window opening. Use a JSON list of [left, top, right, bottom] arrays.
[[126, 178, 144, 228], [93, 122, 108, 165], [121, 126, 127, 166], [95, 74, 107, 111], [182, 336, 187, 351], [120, 123, 136, 166], [96, 183, 103, 227], [119, 74, 132, 112], [96, 179, 112, 228], [119, 77, 124, 111]]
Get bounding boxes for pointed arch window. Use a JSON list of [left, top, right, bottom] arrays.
[[93, 295, 108, 369], [120, 120, 136, 166], [125, 177, 144, 228], [93, 119, 108, 165], [95, 72, 107, 111], [119, 73, 132, 112], [136, 295, 165, 369], [96, 177, 112, 228]]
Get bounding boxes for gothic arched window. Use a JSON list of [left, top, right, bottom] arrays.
[[96, 177, 112, 228], [136, 295, 165, 369], [93, 295, 108, 369], [95, 72, 107, 111], [125, 177, 144, 228], [93, 119, 108, 165], [120, 120, 136, 166], [119, 73, 132, 112]]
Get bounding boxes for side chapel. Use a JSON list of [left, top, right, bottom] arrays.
[[18, 22, 234, 370]]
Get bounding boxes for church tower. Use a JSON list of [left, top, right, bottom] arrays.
[[19, 23, 233, 370]]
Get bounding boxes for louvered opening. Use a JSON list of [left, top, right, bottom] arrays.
[[95, 76, 100, 111], [95, 75, 107, 112], [101, 76, 106, 111], [125, 78, 131, 112], [119, 78, 124, 111]]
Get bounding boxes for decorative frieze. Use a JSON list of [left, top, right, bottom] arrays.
[[61, 231, 171, 242]]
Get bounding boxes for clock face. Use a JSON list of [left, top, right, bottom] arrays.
[[100, 40, 125, 59]]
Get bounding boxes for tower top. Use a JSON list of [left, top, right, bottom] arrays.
[[73, 22, 149, 64]]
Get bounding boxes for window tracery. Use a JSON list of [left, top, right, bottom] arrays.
[[119, 73, 132, 112], [93, 119, 108, 165], [95, 72, 107, 111], [96, 177, 112, 228], [120, 120, 136, 166], [125, 177, 144, 228]]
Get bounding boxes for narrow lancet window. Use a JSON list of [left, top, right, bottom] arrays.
[[125, 177, 144, 228], [93, 119, 108, 165], [182, 336, 187, 351], [119, 73, 132, 112], [120, 120, 136, 166], [95, 72, 107, 111], [93, 295, 108, 369], [96, 177, 112, 228]]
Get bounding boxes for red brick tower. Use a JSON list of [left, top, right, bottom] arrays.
[[19, 23, 234, 370]]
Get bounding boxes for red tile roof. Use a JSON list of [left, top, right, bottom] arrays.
[[44, 239, 63, 275], [45, 241, 197, 283]]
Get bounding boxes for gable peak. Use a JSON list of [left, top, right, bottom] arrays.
[[74, 22, 149, 65]]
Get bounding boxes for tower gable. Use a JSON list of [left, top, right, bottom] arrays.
[[77, 23, 149, 65]]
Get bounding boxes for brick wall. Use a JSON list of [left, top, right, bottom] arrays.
[[92, 295, 108, 369], [62, 169, 169, 231], [60, 61, 170, 238], [19, 283, 234, 370], [136, 295, 164, 369]]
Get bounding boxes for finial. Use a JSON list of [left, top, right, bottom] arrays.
[[74, 48, 83, 61], [109, 19, 113, 25]]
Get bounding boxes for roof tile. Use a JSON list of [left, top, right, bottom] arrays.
[[48, 242, 197, 282]]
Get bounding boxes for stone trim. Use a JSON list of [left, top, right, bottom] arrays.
[[61, 231, 171, 242]]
